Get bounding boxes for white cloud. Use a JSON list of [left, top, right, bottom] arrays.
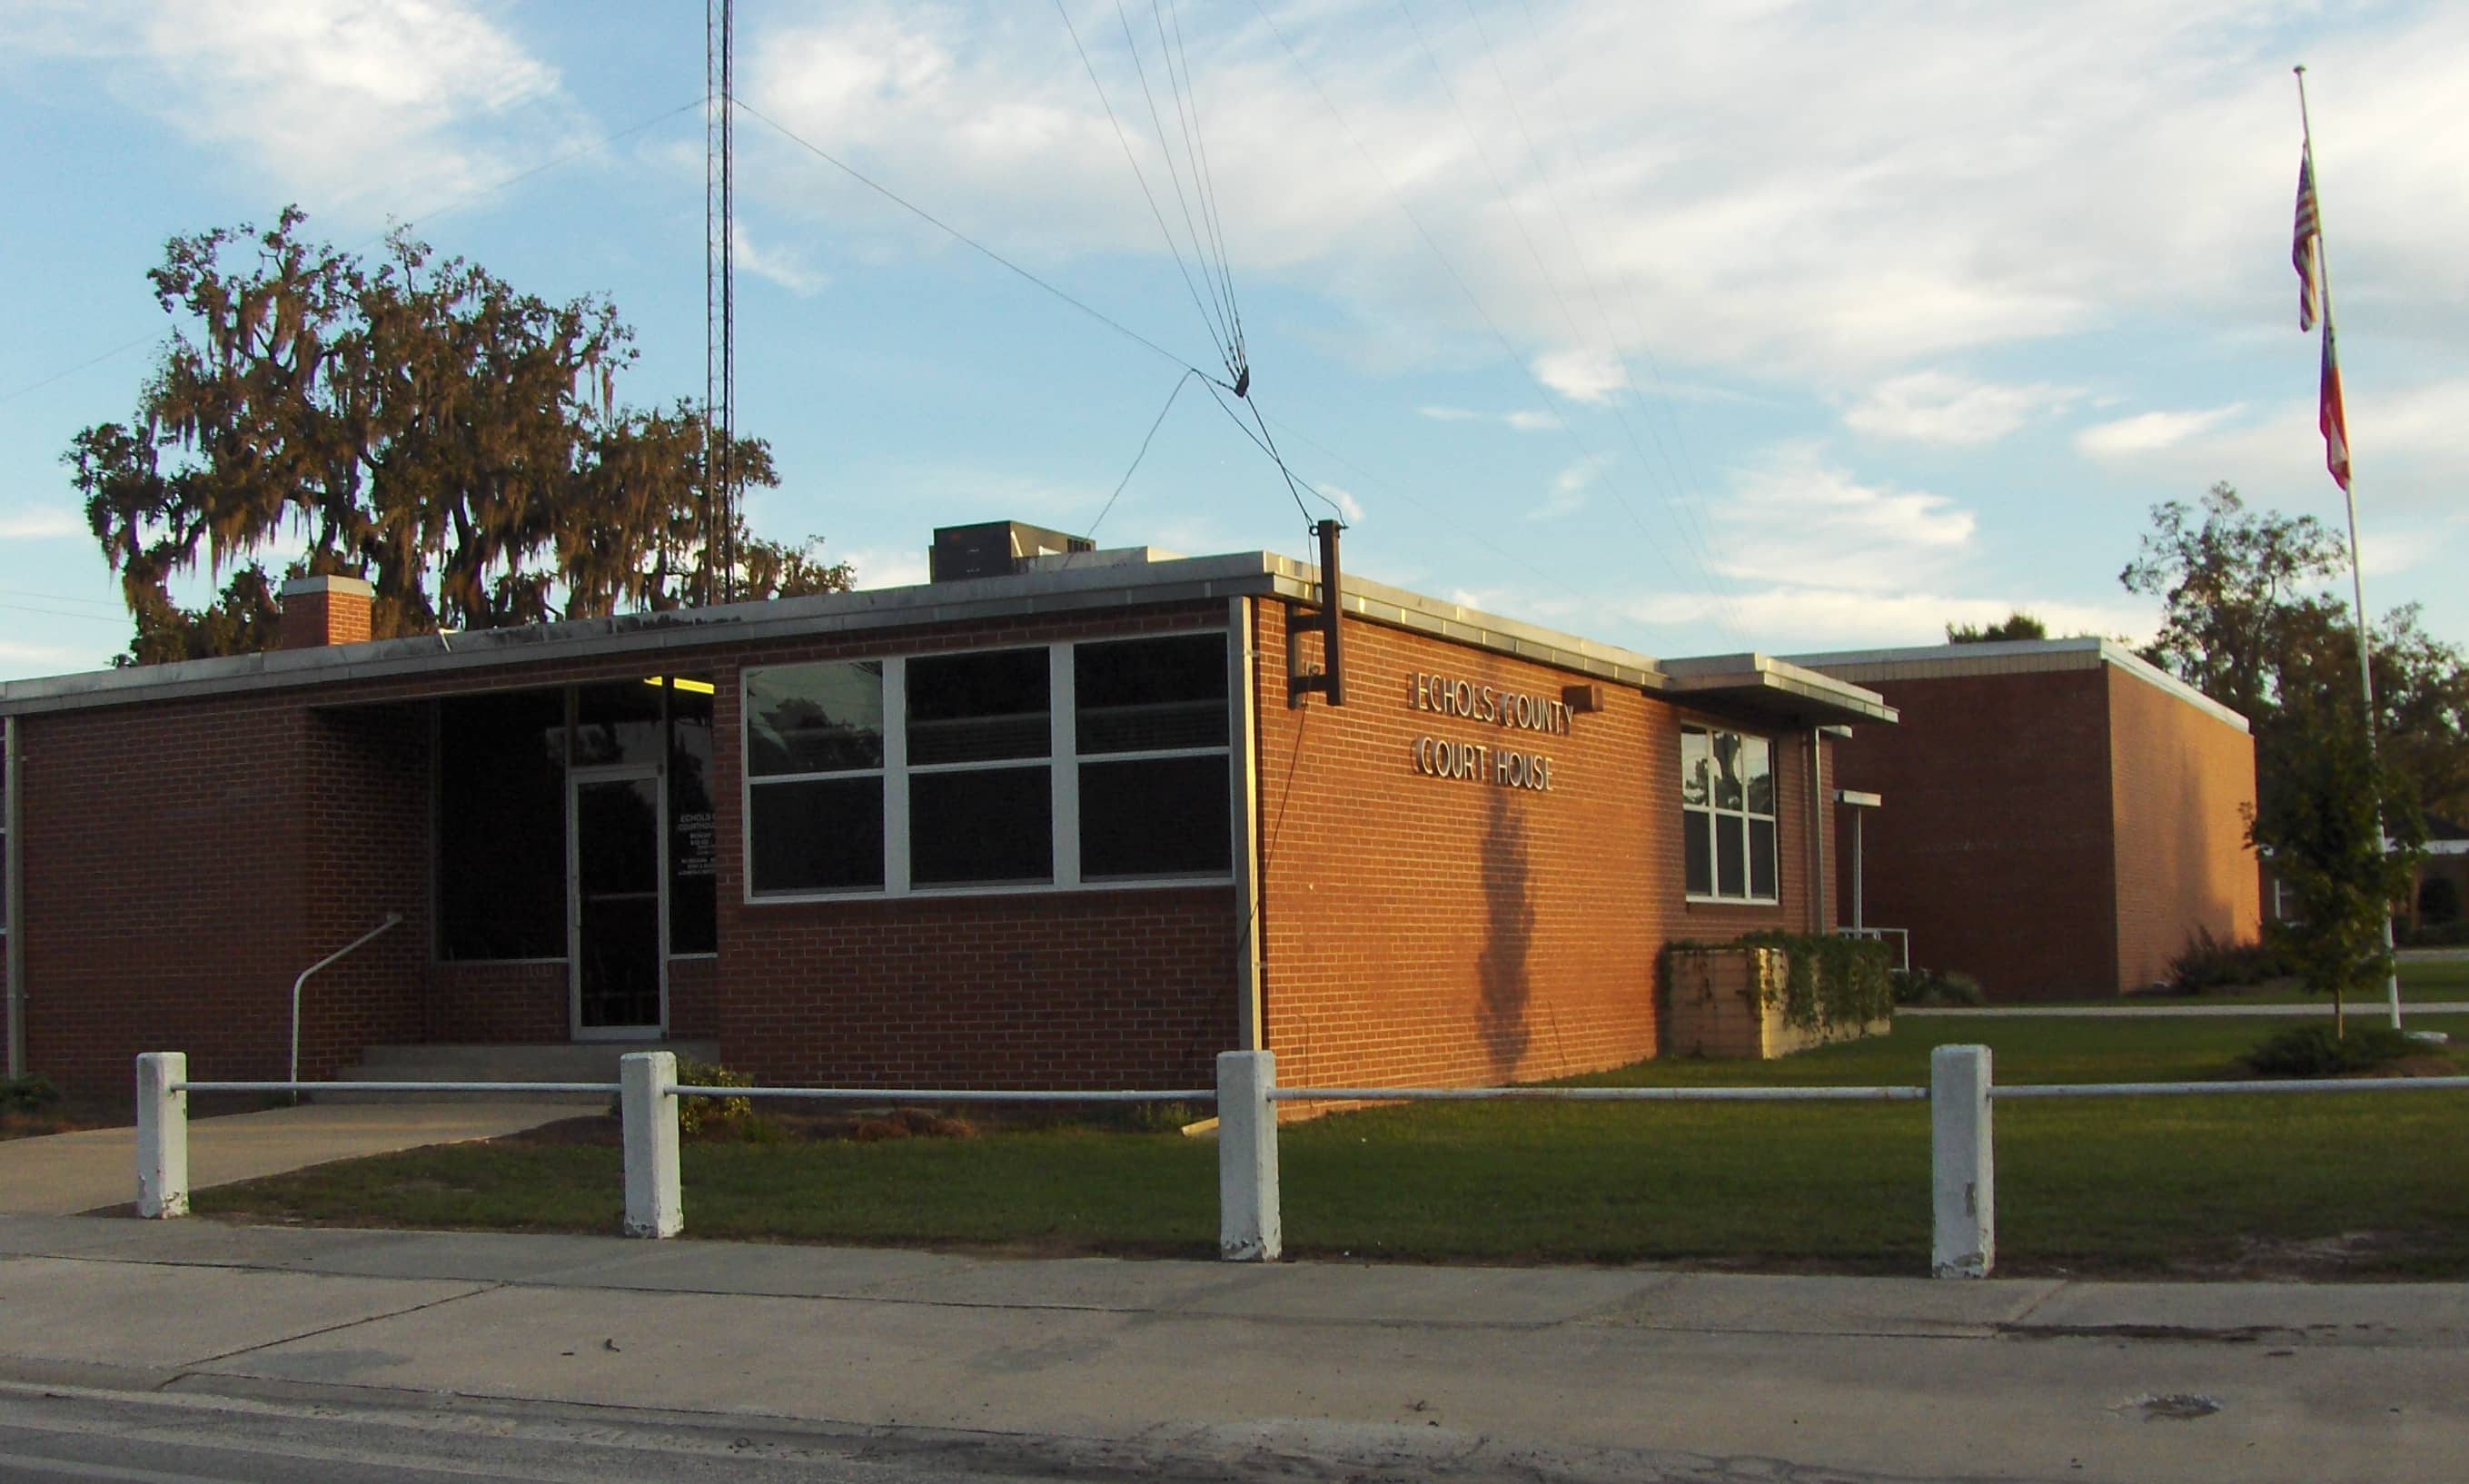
[[734, 231, 830, 297], [2075, 404, 2247, 460], [1531, 346, 1629, 405], [1844, 371, 2078, 447], [0, 507, 84, 540], [1320, 483, 1366, 524], [1619, 586, 2151, 652], [1531, 454, 1611, 521], [1706, 444, 1975, 592], [1416, 406, 1554, 431], [728, 3, 2469, 379], [10, 0, 570, 210], [843, 546, 929, 589]]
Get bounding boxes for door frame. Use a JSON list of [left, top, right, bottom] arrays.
[[568, 762, 669, 1042]]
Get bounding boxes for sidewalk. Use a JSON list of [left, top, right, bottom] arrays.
[[0, 1214, 2460, 1483], [0, 1101, 581, 1215]]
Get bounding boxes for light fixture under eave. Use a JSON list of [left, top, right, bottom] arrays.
[[643, 677, 719, 695]]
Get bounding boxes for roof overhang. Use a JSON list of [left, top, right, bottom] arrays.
[[1656, 653, 1897, 727]]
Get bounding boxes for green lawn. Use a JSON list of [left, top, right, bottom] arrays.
[[196, 1014, 2469, 1278], [2019, 953, 2469, 1008]]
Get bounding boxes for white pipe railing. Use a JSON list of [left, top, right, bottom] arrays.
[[134, 1046, 2469, 1278], [287, 914, 404, 1093]]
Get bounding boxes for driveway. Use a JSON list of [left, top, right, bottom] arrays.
[[0, 1101, 579, 1216]]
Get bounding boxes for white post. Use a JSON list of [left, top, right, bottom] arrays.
[[1216, 1050, 1282, 1261], [1930, 1044, 1994, 1279], [135, 1053, 189, 1219], [620, 1051, 682, 1239]]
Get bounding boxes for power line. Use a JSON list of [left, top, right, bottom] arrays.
[[1246, 0, 1724, 636], [1506, 0, 1745, 625], [1052, 0, 1235, 363], [1392, 1, 1743, 643], [1086, 369, 1198, 541], [733, 97, 1236, 394]]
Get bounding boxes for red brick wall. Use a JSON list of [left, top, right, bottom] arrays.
[[429, 961, 569, 1044], [17, 698, 314, 1091], [1831, 669, 2117, 1001], [14, 592, 1852, 1094], [2107, 667, 2262, 990], [1252, 599, 1836, 1092], [297, 703, 430, 1076], [701, 601, 1241, 1089]]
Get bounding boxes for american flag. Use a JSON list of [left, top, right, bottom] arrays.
[[2293, 150, 2323, 331], [2320, 322, 2351, 493]]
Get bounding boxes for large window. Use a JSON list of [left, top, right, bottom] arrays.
[[745, 632, 1233, 898], [438, 689, 569, 959], [1681, 726, 1778, 904], [436, 679, 721, 960]]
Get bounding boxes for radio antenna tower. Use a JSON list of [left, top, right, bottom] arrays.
[[705, 0, 737, 602]]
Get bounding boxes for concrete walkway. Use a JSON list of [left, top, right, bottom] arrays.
[[0, 1215, 2459, 1483], [0, 1102, 580, 1216]]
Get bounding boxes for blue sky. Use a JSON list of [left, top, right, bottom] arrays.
[[5, 0, 2465, 682]]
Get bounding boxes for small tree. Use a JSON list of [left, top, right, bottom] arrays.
[[2246, 691, 2424, 1034], [1946, 611, 2048, 643]]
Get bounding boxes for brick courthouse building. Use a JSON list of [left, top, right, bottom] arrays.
[[0, 524, 1896, 1096]]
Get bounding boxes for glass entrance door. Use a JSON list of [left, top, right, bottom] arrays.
[[570, 767, 666, 1037]]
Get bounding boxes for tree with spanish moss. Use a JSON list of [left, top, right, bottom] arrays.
[[66, 208, 848, 665]]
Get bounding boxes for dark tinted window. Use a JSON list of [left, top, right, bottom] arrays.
[[1081, 756, 1230, 878], [749, 777, 885, 892], [1076, 634, 1227, 754], [1683, 810, 1712, 896], [747, 662, 884, 776], [909, 648, 1049, 764], [667, 679, 719, 952], [910, 767, 1052, 885], [438, 689, 567, 958]]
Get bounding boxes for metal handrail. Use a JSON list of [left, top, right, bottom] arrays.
[[287, 914, 404, 1094], [1270, 1084, 1926, 1103]]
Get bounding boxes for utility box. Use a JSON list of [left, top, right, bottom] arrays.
[[928, 521, 1094, 583]]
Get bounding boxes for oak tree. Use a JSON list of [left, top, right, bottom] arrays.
[[66, 209, 848, 664]]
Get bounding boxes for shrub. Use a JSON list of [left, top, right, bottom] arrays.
[[2419, 875, 2463, 927], [2396, 918, 2469, 949], [1733, 931, 1895, 1029], [1889, 968, 1985, 1007], [2241, 1024, 2415, 1078], [2167, 927, 2290, 994], [0, 1075, 62, 1113], [674, 1057, 758, 1138]]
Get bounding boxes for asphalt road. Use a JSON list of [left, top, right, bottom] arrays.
[[0, 1380, 1175, 1484]]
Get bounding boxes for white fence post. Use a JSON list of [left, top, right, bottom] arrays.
[[1216, 1050, 1282, 1261], [620, 1051, 682, 1239], [135, 1052, 189, 1219], [1930, 1044, 1994, 1279]]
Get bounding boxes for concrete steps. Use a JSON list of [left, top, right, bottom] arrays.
[[321, 1041, 721, 1104]]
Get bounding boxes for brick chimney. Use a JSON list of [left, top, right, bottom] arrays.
[[278, 575, 375, 650]]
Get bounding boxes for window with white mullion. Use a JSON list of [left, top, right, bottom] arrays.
[[1075, 633, 1233, 881], [905, 646, 1054, 888], [1681, 725, 1778, 905], [744, 632, 1236, 900]]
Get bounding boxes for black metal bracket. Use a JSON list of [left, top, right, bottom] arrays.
[[1287, 519, 1347, 708]]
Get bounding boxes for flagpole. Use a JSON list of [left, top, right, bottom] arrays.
[[2295, 65, 2402, 1031]]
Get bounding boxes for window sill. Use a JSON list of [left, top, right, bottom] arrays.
[[1684, 895, 1784, 908], [749, 875, 1234, 906]]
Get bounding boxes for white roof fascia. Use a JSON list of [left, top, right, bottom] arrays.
[[1782, 638, 2252, 735]]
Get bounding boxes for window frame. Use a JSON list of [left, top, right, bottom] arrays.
[[1681, 722, 1781, 906], [741, 629, 1238, 904]]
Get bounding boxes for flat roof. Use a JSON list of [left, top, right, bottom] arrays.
[[0, 544, 1892, 727], [1781, 637, 2250, 735]]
